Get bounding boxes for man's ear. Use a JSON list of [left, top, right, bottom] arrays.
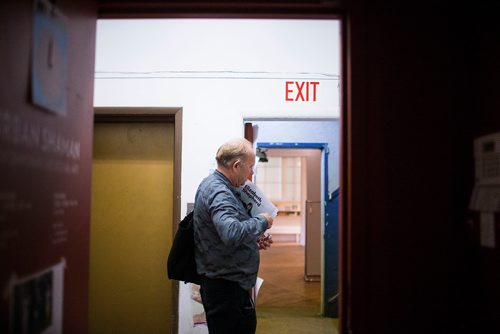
[[232, 159, 241, 170]]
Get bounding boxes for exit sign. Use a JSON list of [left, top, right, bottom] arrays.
[[285, 81, 320, 102]]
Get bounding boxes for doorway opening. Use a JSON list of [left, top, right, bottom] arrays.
[[254, 146, 322, 305], [244, 119, 340, 319]]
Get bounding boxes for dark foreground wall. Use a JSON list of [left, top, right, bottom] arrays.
[[470, 7, 500, 333], [0, 1, 96, 332], [346, 2, 500, 333]]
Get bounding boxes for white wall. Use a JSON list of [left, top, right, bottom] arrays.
[[263, 148, 322, 245], [94, 18, 340, 334]]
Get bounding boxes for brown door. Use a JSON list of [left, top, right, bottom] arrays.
[[89, 121, 174, 333]]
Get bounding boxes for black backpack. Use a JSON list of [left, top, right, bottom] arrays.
[[167, 211, 202, 284]]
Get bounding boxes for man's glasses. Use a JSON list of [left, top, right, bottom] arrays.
[[240, 161, 256, 173]]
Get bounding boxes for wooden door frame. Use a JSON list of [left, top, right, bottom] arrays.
[[94, 106, 183, 331]]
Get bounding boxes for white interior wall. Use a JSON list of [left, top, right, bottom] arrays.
[[94, 18, 340, 334], [262, 148, 322, 245]]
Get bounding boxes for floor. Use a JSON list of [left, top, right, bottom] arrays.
[[256, 243, 338, 334]]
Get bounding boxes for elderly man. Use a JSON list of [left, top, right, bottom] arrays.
[[193, 138, 274, 334]]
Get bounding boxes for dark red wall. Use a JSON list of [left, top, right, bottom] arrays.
[[469, 8, 500, 333], [347, 2, 500, 334], [0, 1, 96, 332]]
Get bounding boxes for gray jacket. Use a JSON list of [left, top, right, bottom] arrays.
[[193, 170, 268, 290]]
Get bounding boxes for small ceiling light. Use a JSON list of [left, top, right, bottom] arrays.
[[256, 147, 268, 163]]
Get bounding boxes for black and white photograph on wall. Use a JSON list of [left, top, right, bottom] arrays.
[[13, 271, 53, 334]]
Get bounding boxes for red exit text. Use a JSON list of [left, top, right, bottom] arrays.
[[285, 81, 320, 102]]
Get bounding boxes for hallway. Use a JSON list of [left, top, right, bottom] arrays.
[[256, 243, 338, 333]]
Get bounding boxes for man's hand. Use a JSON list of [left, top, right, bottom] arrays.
[[257, 233, 273, 250], [261, 212, 274, 229]]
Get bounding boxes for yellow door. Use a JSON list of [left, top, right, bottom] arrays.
[[90, 122, 174, 333]]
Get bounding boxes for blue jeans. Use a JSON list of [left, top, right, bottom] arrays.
[[200, 276, 256, 334]]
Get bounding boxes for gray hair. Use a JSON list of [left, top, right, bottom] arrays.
[[215, 138, 253, 168]]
